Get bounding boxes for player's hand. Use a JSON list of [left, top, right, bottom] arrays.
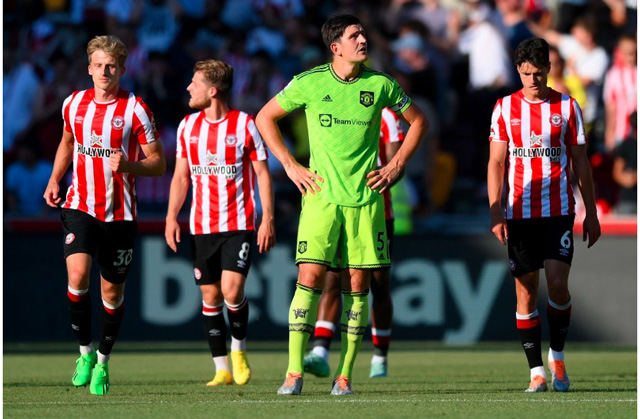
[[257, 218, 276, 254], [165, 219, 181, 252], [109, 149, 127, 173], [490, 212, 508, 245], [43, 180, 62, 208], [583, 214, 601, 248], [284, 162, 323, 196], [366, 164, 399, 194]]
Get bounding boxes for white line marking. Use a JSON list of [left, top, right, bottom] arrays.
[[6, 398, 637, 406]]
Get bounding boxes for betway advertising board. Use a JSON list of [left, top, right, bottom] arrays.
[[4, 231, 636, 344]]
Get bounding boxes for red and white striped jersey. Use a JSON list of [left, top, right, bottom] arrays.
[[603, 64, 637, 144], [489, 89, 586, 220], [176, 109, 268, 235], [61, 88, 159, 222], [378, 107, 405, 220]]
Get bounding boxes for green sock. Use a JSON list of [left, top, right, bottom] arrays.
[[286, 283, 322, 374], [335, 290, 369, 380]]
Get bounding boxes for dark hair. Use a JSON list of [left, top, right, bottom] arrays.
[[321, 14, 362, 49], [573, 14, 599, 38], [514, 37, 549, 69]]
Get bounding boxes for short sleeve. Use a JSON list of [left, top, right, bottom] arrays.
[[176, 118, 187, 159], [567, 98, 586, 146], [132, 98, 159, 145], [245, 117, 268, 161], [489, 99, 508, 143], [62, 94, 74, 133], [276, 77, 307, 113], [386, 78, 412, 114]]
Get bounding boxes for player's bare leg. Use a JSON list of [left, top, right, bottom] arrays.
[[545, 260, 572, 391], [515, 271, 547, 392]]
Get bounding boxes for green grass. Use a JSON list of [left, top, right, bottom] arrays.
[[3, 342, 636, 419]]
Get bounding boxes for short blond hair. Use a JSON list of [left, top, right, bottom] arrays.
[[87, 35, 128, 68], [193, 60, 234, 99]]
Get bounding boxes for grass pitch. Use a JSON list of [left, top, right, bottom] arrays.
[[3, 342, 636, 419]]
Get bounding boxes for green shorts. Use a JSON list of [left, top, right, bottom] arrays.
[[295, 193, 390, 269]]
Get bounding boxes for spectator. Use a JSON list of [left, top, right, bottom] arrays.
[[455, 0, 513, 92], [391, 32, 438, 105], [494, 0, 535, 51], [611, 111, 637, 215], [136, 0, 182, 53], [3, 49, 41, 152], [547, 46, 587, 109], [5, 141, 53, 215], [532, 15, 609, 130], [554, 0, 589, 33], [603, 34, 637, 152], [453, 0, 513, 180]]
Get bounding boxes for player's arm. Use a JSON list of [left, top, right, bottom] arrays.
[[570, 145, 601, 248], [487, 141, 508, 245], [44, 129, 75, 207], [385, 141, 404, 187], [603, 99, 617, 152], [110, 140, 166, 177], [252, 160, 276, 254], [367, 103, 428, 193], [255, 97, 322, 195], [165, 157, 190, 253]]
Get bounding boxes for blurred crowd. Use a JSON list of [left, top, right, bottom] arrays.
[[3, 0, 637, 231]]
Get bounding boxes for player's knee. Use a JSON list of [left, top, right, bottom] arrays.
[[67, 269, 90, 289], [547, 282, 570, 305], [101, 286, 124, 305], [200, 285, 223, 306]]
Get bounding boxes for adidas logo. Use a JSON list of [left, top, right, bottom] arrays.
[[322, 95, 332, 102]]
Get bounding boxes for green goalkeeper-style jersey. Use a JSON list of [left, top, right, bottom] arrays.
[[276, 63, 411, 207]]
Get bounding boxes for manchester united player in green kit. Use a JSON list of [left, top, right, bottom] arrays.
[[256, 14, 429, 396]]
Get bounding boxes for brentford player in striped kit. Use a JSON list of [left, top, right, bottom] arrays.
[[304, 107, 404, 379], [488, 38, 601, 393], [43, 35, 166, 395], [165, 60, 275, 387]]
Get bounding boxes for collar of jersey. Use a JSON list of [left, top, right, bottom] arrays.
[[519, 88, 552, 105], [202, 109, 232, 125], [329, 63, 362, 84], [92, 97, 118, 106]]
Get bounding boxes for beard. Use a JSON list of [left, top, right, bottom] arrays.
[[189, 96, 211, 109]]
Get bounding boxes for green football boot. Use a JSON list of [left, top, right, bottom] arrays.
[[303, 353, 331, 377], [90, 362, 110, 395], [72, 352, 97, 387]]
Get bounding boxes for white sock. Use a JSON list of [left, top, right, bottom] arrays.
[[371, 354, 386, 364], [312, 345, 329, 361], [79, 343, 95, 355], [231, 337, 246, 352], [549, 348, 564, 362], [213, 355, 230, 372], [530, 366, 546, 379], [97, 351, 110, 364]]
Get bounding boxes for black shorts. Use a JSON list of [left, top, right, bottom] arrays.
[[190, 230, 254, 285], [328, 219, 396, 273], [506, 215, 575, 277], [61, 208, 137, 284]]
